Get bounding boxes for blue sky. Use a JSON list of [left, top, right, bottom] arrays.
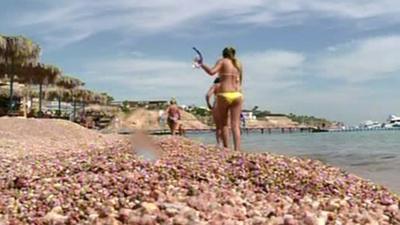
[[1, 0, 400, 124]]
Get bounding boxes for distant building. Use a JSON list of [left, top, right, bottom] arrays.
[[241, 110, 257, 121], [111, 100, 168, 109]]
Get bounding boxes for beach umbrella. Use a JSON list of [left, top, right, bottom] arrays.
[[100, 92, 114, 105], [0, 36, 7, 58], [17, 63, 61, 115], [55, 75, 84, 90], [34, 64, 61, 114], [54, 75, 84, 117], [74, 88, 93, 102], [68, 80, 86, 121], [91, 92, 107, 105], [0, 36, 40, 64], [0, 86, 22, 98], [52, 75, 85, 120], [45, 87, 72, 116], [0, 35, 40, 112], [73, 88, 95, 115]]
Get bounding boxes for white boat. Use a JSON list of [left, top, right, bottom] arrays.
[[360, 120, 382, 129], [384, 115, 400, 128]]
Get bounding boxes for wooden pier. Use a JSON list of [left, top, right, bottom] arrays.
[[117, 127, 316, 135], [116, 126, 400, 135]]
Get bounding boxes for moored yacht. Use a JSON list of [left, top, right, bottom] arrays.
[[360, 120, 382, 129], [384, 115, 400, 128]]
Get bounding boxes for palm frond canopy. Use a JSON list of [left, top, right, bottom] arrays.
[[0, 86, 22, 98], [45, 87, 72, 101], [41, 64, 61, 84], [73, 88, 94, 102], [0, 35, 40, 82], [0, 63, 30, 81], [0, 36, 7, 58], [0, 63, 6, 79], [17, 63, 61, 85], [92, 92, 109, 105], [55, 75, 84, 89], [0, 35, 40, 65]]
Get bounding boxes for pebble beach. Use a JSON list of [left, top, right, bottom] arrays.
[[0, 118, 399, 224]]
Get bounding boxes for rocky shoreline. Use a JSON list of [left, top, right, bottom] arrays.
[[0, 118, 399, 224]]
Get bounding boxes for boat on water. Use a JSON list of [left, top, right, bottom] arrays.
[[360, 120, 382, 129], [311, 128, 329, 133], [384, 115, 400, 128]]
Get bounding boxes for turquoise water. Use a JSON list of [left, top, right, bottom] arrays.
[[187, 130, 400, 194]]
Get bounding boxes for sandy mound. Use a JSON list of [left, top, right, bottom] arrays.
[[111, 108, 209, 131], [124, 109, 162, 130], [0, 117, 122, 159], [246, 116, 299, 128], [179, 111, 209, 130]]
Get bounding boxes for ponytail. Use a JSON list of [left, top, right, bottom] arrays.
[[231, 57, 242, 84], [223, 47, 242, 84]]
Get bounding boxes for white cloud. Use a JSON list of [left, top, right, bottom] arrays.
[[304, 0, 400, 19], [83, 56, 213, 101], [316, 36, 400, 82], [240, 50, 305, 108], [7, 0, 400, 47], [242, 50, 305, 82]]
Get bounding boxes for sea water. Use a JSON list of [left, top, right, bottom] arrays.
[[187, 130, 400, 194]]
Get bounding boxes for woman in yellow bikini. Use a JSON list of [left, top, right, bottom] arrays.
[[197, 47, 243, 151]]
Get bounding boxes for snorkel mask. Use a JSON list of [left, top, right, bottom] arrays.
[[192, 47, 203, 69]]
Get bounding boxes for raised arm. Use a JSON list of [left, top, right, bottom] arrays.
[[200, 59, 223, 76], [205, 85, 216, 110]]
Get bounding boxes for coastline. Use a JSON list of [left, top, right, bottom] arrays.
[[0, 118, 399, 224]]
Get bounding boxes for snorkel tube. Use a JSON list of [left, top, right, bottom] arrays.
[[192, 47, 203, 68]]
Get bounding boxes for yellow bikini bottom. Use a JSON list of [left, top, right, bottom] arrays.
[[217, 92, 243, 105]]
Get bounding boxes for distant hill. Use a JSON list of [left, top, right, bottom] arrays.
[[106, 108, 209, 132], [286, 113, 333, 127]]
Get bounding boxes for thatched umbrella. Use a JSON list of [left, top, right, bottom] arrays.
[[73, 88, 94, 116], [18, 63, 61, 115], [0, 35, 40, 111], [35, 64, 61, 114], [0, 86, 22, 98], [54, 75, 84, 119], [98, 92, 114, 105], [0, 63, 7, 86], [91, 92, 106, 105], [0, 36, 7, 60], [55, 75, 84, 90], [45, 87, 72, 116], [0, 83, 29, 114]]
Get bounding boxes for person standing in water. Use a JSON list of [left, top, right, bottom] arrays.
[[205, 77, 223, 145], [166, 98, 184, 136], [197, 47, 243, 151]]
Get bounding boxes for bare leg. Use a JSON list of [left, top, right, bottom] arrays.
[[167, 121, 173, 135], [168, 120, 176, 135], [230, 98, 243, 151], [178, 123, 185, 136], [212, 108, 222, 145], [173, 122, 179, 135], [216, 96, 230, 149]]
